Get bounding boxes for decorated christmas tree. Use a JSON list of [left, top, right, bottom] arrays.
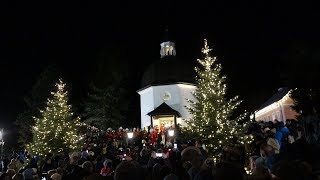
[[186, 39, 252, 157], [27, 79, 82, 156]]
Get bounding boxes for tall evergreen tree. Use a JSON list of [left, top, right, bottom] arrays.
[[27, 79, 82, 156], [291, 88, 320, 117], [290, 88, 320, 144], [81, 50, 132, 129], [186, 39, 252, 157], [82, 79, 129, 130]]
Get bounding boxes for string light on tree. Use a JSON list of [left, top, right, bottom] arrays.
[[26, 79, 83, 156], [185, 39, 253, 157]]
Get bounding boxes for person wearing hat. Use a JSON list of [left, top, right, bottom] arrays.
[[263, 127, 270, 133], [100, 159, 113, 176], [247, 157, 272, 179], [267, 128, 280, 154]]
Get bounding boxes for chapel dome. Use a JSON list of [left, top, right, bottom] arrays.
[[140, 29, 195, 88], [141, 55, 195, 88]]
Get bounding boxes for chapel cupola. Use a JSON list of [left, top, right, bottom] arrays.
[[160, 29, 176, 58]]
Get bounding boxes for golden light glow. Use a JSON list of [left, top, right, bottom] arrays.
[[26, 79, 83, 156], [185, 39, 254, 157]]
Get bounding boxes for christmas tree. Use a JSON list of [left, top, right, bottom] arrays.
[[186, 39, 252, 157], [27, 79, 82, 156]]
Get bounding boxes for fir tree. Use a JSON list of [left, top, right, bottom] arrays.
[[27, 79, 82, 156], [82, 82, 130, 130], [290, 88, 320, 144], [186, 39, 252, 157]]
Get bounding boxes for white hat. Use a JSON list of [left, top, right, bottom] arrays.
[[119, 127, 123, 130], [107, 128, 112, 131], [88, 151, 95, 156]]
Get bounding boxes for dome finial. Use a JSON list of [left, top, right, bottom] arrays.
[[160, 27, 176, 58], [163, 27, 169, 42]]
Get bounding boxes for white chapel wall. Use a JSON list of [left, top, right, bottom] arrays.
[[139, 83, 197, 129]]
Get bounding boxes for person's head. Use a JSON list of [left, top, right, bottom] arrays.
[[114, 161, 142, 180], [82, 161, 94, 173], [103, 159, 112, 168], [51, 173, 62, 180], [163, 173, 179, 180], [260, 143, 274, 158], [181, 146, 203, 169], [48, 169, 57, 178], [255, 157, 269, 170], [45, 157, 52, 164], [140, 149, 148, 157], [23, 168, 33, 180], [221, 144, 243, 163], [57, 160, 65, 168], [201, 158, 215, 171], [69, 152, 80, 165], [195, 139, 202, 148], [96, 155, 103, 163], [81, 151, 88, 159]]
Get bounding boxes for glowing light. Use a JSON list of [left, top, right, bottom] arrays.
[[184, 39, 254, 157], [26, 79, 82, 156], [127, 132, 133, 139], [168, 129, 175, 137]]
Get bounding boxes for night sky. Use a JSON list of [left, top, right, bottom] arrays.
[[0, 1, 319, 128]]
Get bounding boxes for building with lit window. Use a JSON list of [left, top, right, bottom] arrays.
[[137, 32, 196, 129], [255, 87, 299, 123]]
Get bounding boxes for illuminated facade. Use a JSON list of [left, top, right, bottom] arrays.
[[255, 88, 298, 123], [137, 35, 196, 129]]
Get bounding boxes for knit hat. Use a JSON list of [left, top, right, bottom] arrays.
[[267, 138, 280, 154]]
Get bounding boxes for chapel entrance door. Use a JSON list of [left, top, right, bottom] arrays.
[[152, 115, 175, 129]]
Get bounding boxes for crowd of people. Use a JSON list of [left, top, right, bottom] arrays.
[[1, 119, 320, 180]]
